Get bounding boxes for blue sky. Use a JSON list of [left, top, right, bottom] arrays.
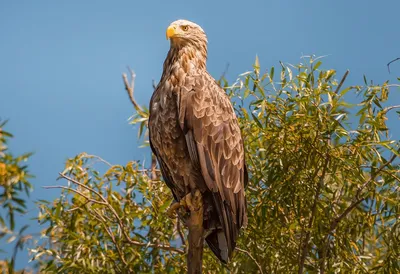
[[1, 0, 399, 269]]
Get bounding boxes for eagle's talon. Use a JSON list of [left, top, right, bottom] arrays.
[[192, 190, 202, 207], [183, 193, 193, 210], [149, 19, 248, 264], [180, 196, 188, 208], [167, 201, 181, 219], [180, 190, 202, 212]]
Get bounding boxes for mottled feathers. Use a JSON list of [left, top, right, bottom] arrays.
[[148, 19, 247, 263]]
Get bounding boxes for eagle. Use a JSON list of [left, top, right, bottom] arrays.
[[148, 19, 247, 263]]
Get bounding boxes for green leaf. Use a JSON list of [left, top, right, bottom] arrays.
[[251, 112, 263, 128], [339, 87, 352, 96], [254, 55, 260, 76], [313, 61, 322, 71]]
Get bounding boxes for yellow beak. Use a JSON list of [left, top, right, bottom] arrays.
[[166, 26, 176, 40]]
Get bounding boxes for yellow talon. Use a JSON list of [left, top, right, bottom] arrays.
[[167, 190, 203, 219], [167, 201, 181, 218]]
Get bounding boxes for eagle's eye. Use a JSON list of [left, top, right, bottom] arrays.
[[181, 25, 189, 31]]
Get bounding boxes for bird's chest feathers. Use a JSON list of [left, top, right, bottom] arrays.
[[153, 72, 197, 115], [163, 46, 205, 86], [151, 46, 205, 141], [152, 89, 178, 119]]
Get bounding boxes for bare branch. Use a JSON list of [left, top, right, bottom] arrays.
[[334, 70, 349, 94], [385, 105, 400, 113], [124, 239, 184, 254], [65, 200, 90, 213], [58, 173, 108, 204], [42, 185, 107, 205], [217, 63, 230, 85], [387, 57, 400, 73], [122, 68, 144, 113], [235, 247, 264, 274], [84, 154, 113, 167]]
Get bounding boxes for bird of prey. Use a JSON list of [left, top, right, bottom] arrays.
[[148, 19, 247, 263]]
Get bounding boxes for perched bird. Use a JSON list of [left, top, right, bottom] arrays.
[[149, 19, 247, 263]]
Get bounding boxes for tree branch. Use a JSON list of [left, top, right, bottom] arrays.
[[298, 156, 330, 274], [334, 70, 349, 94], [151, 153, 158, 181], [319, 147, 400, 273], [185, 190, 205, 274], [54, 173, 185, 254], [42, 185, 107, 205], [122, 67, 144, 113], [236, 247, 264, 274], [384, 105, 400, 113], [58, 173, 108, 204], [84, 153, 113, 167], [217, 63, 230, 86], [387, 57, 400, 73], [91, 209, 128, 271]]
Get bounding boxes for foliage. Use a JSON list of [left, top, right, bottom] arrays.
[[31, 58, 400, 273], [233, 57, 400, 273], [0, 120, 34, 273], [33, 153, 223, 273]]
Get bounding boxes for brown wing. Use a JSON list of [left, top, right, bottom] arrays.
[[148, 91, 187, 202], [149, 140, 179, 201], [178, 73, 248, 262]]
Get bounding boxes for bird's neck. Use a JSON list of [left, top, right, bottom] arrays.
[[162, 44, 207, 80]]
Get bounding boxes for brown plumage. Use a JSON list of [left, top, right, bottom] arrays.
[[149, 19, 247, 263]]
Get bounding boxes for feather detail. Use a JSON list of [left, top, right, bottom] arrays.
[[149, 19, 247, 264]]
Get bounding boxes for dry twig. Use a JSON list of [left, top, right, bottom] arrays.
[[385, 105, 400, 113], [85, 153, 113, 167], [122, 67, 144, 113], [122, 68, 158, 181], [387, 57, 400, 73], [217, 63, 230, 85]]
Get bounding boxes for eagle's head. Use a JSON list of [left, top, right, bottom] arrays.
[[163, 19, 208, 74], [166, 19, 208, 49]]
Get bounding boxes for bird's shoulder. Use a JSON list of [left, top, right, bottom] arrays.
[[181, 71, 244, 164], [183, 72, 234, 115]]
